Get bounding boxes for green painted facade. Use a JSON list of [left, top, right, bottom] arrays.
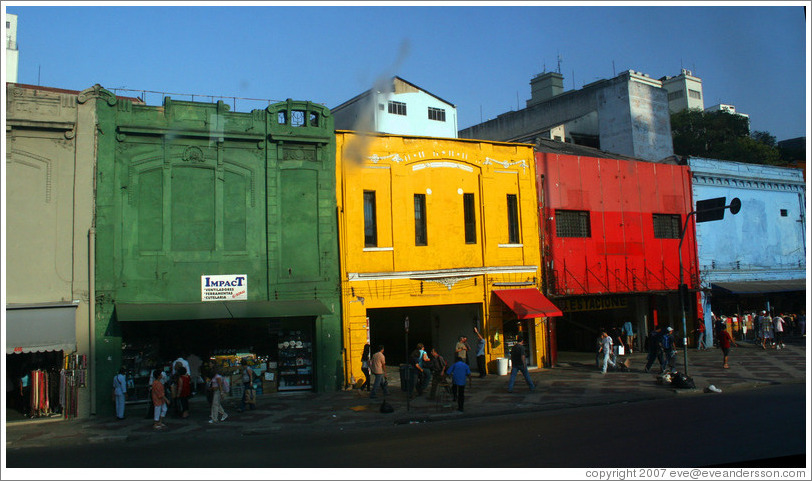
[[93, 88, 341, 413]]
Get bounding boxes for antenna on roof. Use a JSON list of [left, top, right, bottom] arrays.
[[37, 65, 41, 86], [556, 53, 562, 74], [612, 60, 616, 77]]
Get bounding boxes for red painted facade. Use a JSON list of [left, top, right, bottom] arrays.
[[536, 152, 700, 297]]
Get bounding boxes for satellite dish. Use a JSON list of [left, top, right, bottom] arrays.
[[729, 198, 741, 215]]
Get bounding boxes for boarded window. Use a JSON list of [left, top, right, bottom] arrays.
[[138, 168, 163, 251], [652, 213, 681, 239], [555, 210, 591, 238], [224, 171, 247, 251], [172, 167, 215, 251]]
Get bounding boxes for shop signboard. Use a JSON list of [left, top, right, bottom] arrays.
[[559, 295, 627, 312], [201, 274, 248, 301]]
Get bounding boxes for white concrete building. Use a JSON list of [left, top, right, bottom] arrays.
[[332, 76, 458, 138], [5, 13, 18, 83], [705, 103, 750, 132], [660, 68, 704, 113]]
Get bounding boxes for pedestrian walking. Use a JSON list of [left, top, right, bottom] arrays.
[[426, 347, 448, 400], [208, 366, 228, 424], [718, 327, 738, 368], [695, 318, 707, 350], [507, 335, 535, 392], [660, 327, 677, 372], [474, 327, 487, 377], [644, 326, 664, 373], [112, 367, 127, 420], [151, 369, 168, 430], [773, 314, 786, 349], [760, 311, 774, 349], [175, 365, 191, 418], [598, 330, 617, 374], [360, 343, 371, 391], [369, 345, 389, 399], [446, 356, 471, 412], [237, 362, 256, 412], [621, 320, 635, 354]]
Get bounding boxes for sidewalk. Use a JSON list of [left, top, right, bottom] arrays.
[[5, 337, 806, 450]]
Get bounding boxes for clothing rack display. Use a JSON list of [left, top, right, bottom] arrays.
[[59, 353, 87, 419]]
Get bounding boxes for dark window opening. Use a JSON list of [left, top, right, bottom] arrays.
[[464, 193, 476, 244], [364, 191, 378, 247], [780, 209, 788, 217], [388, 101, 407, 116], [428, 107, 446, 122], [414, 194, 427, 246], [507, 194, 520, 244]]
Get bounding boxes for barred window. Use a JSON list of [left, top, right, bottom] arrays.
[[688, 89, 702, 100], [388, 101, 407, 116], [555, 210, 591, 238], [652, 214, 681, 239], [428, 107, 446, 122], [667, 90, 683, 101]]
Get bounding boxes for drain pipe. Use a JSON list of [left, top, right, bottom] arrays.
[[88, 226, 96, 415]]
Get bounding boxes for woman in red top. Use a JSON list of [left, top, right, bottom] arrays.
[[718, 328, 738, 369]]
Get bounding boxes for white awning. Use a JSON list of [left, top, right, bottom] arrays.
[[5, 304, 78, 354]]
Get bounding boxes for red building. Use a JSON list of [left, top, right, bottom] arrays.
[[534, 140, 700, 358]]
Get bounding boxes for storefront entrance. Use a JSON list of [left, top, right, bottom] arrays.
[[366, 303, 482, 369]]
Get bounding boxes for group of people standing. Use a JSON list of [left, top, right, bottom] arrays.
[[146, 355, 193, 430], [360, 328, 536, 412]]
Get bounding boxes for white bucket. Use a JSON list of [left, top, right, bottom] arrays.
[[497, 357, 509, 376]]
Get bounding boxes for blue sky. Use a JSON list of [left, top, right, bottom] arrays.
[[4, 3, 809, 141]]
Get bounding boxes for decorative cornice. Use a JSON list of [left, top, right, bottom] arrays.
[[77, 84, 117, 106], [348, 265, 537, 282], [425, 276, 476, 290], [691, 173, 805, 193]]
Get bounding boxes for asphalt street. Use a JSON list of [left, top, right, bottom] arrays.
[[4, 383, 806, 470]]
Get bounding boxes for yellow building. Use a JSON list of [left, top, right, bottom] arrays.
[[336, 131, 561, 387]]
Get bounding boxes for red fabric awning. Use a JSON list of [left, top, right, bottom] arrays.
[[493, 289, 563, 319]]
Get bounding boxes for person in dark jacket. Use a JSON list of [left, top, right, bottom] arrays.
[[644, 326, 664, 373]]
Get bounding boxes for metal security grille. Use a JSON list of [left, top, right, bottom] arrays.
[[388, 101, 407, 116], [652, 213, 681, 239], [555, 210, 591, 238]]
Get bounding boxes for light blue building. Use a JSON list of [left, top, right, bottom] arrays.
[[688, 157, 806, 345], [332, 76, 458, 138]]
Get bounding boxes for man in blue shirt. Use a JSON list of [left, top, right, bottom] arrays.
[[445, 357, 471, 412], [474, 327, 487, 378], [621, 321, 634, 354]]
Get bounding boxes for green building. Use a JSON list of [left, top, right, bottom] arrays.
[[93, 86, 341, 413]]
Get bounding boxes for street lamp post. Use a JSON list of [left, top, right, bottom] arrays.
[[678, 197, 740, 376]]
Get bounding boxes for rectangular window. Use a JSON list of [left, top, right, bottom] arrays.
[[780, 209, 788, 217], [428, 107, 446, 122], [388, 101, 407, 116], [667, 90, 684, 101], [555, 210, 591, 238], [414, 194, 427, 246], [688, 89, 702, 100], [652, 213, 681, 239], [363, 191, 378, 247], [506, 194, 520, 244], [463, 193, 476, 244]]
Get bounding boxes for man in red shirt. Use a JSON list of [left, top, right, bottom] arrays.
[[718, 328, 738, 369]]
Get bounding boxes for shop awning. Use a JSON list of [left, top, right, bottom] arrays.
[[5, 304, 78, 354], [711, 280, 807, 294], [115, 300, 332, 322], [493, 289, 563, 319]]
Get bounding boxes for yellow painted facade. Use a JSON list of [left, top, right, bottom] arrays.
[[336, 131, 548, 386]]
